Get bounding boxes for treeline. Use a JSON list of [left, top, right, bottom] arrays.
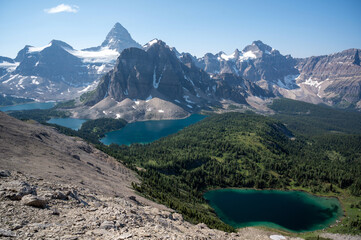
[[0, 95, 33, 106]]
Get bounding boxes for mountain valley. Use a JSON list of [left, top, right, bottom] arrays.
[[1, 19, 361, 240]]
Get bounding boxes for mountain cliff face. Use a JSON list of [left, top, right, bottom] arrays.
[[294, 49, 361, 108], [75, 40, 275, 121], [212, 73, 275, 104], [83, 40, 218, 110]]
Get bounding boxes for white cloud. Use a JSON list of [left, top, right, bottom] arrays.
[[44, 4, 79, 14]]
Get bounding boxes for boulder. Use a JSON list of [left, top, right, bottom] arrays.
[[3, 181, 36, 200], [0, 228, 16, 237], [99, 220, 114, 230], [51, 191, 68, 200], [21, 195, 47, 208], [0, 170, 11, 178]]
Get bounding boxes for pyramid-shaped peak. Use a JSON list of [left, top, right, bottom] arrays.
[[114, 22, 124, 28], [100, 23, 141, 52], [243, 40, 273, 54]]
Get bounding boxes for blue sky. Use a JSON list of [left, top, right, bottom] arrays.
[[0, 0, 360, 59]]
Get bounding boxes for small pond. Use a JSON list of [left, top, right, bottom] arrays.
[[204, 189, 343, 232]]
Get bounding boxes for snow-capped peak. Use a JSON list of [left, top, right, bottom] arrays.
[[28, 42, 52, 53], [143, 39, 159, 49], [218, 49, 257, 62]]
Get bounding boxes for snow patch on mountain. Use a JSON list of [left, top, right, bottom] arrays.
[[303, 77, 323, 88], [146, 95, 153, 102], [239, 51, 257, 61], [143, 39, 159, 49], [183, 95, 194, 104], [65, 47, 119, 63], [220, 52, 237, 61], [28, 43, 52, 53], [277, 74, 300, 90], [219, 50, 257, 62]]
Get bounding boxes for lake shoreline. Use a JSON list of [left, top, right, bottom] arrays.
[[204, 188, 344, 233]]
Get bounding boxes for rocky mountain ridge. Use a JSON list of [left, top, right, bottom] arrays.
[[190, 41, 361, 110], [72, 40, 271, 120]]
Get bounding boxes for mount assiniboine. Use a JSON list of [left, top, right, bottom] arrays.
[[0, 23, 360, 120]]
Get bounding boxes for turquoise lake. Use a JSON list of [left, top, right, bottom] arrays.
[[0, 102, 56, 112], [101, 114, 207, 146], [47, 118, 88, 130], [204, 189, 343, 232]]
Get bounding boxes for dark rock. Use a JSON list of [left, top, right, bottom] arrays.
[[0, 170, 11, 177], [0, 228, 16, 237], [3, 181, 36, 200], [83, 40, 219, 110], [99, 220, 115, 230], [51, 191, 68, 200], [51, 208, 60, 216], [21, 195, 47, 208]]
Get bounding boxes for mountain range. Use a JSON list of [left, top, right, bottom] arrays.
[[0, 23, 360, 119], [0, 23, 140, 101]]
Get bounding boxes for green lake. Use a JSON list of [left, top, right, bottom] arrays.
[[204, 189, 343, 232], [0, 102, 56, 112], [47, 118, 88, 130], [100, 114, 207, 146]]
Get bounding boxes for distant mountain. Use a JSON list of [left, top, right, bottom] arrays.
[[83, 22, 141, 52], [0, 56, 18, 77], [293, 49, 361, 108], [0, 23, 140, 101], [0, 40, 109, 101], [188, 41, 361, 111], [194, 41, 299, 90]]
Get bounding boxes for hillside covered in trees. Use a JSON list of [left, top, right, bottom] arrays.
[[100, 109, 361, 234]]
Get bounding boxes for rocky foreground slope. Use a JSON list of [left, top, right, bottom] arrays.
[[0, 112, 306, 239]]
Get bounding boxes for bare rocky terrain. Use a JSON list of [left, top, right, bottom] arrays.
[[71, 97, 189, 122], [0, 112, 307, 239]]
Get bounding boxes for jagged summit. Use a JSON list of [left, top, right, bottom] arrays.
[[242, 40, 274, 56], [84, 23, 141, 53], [101, 22, 141, 51], [143, 39, 161, 49]]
